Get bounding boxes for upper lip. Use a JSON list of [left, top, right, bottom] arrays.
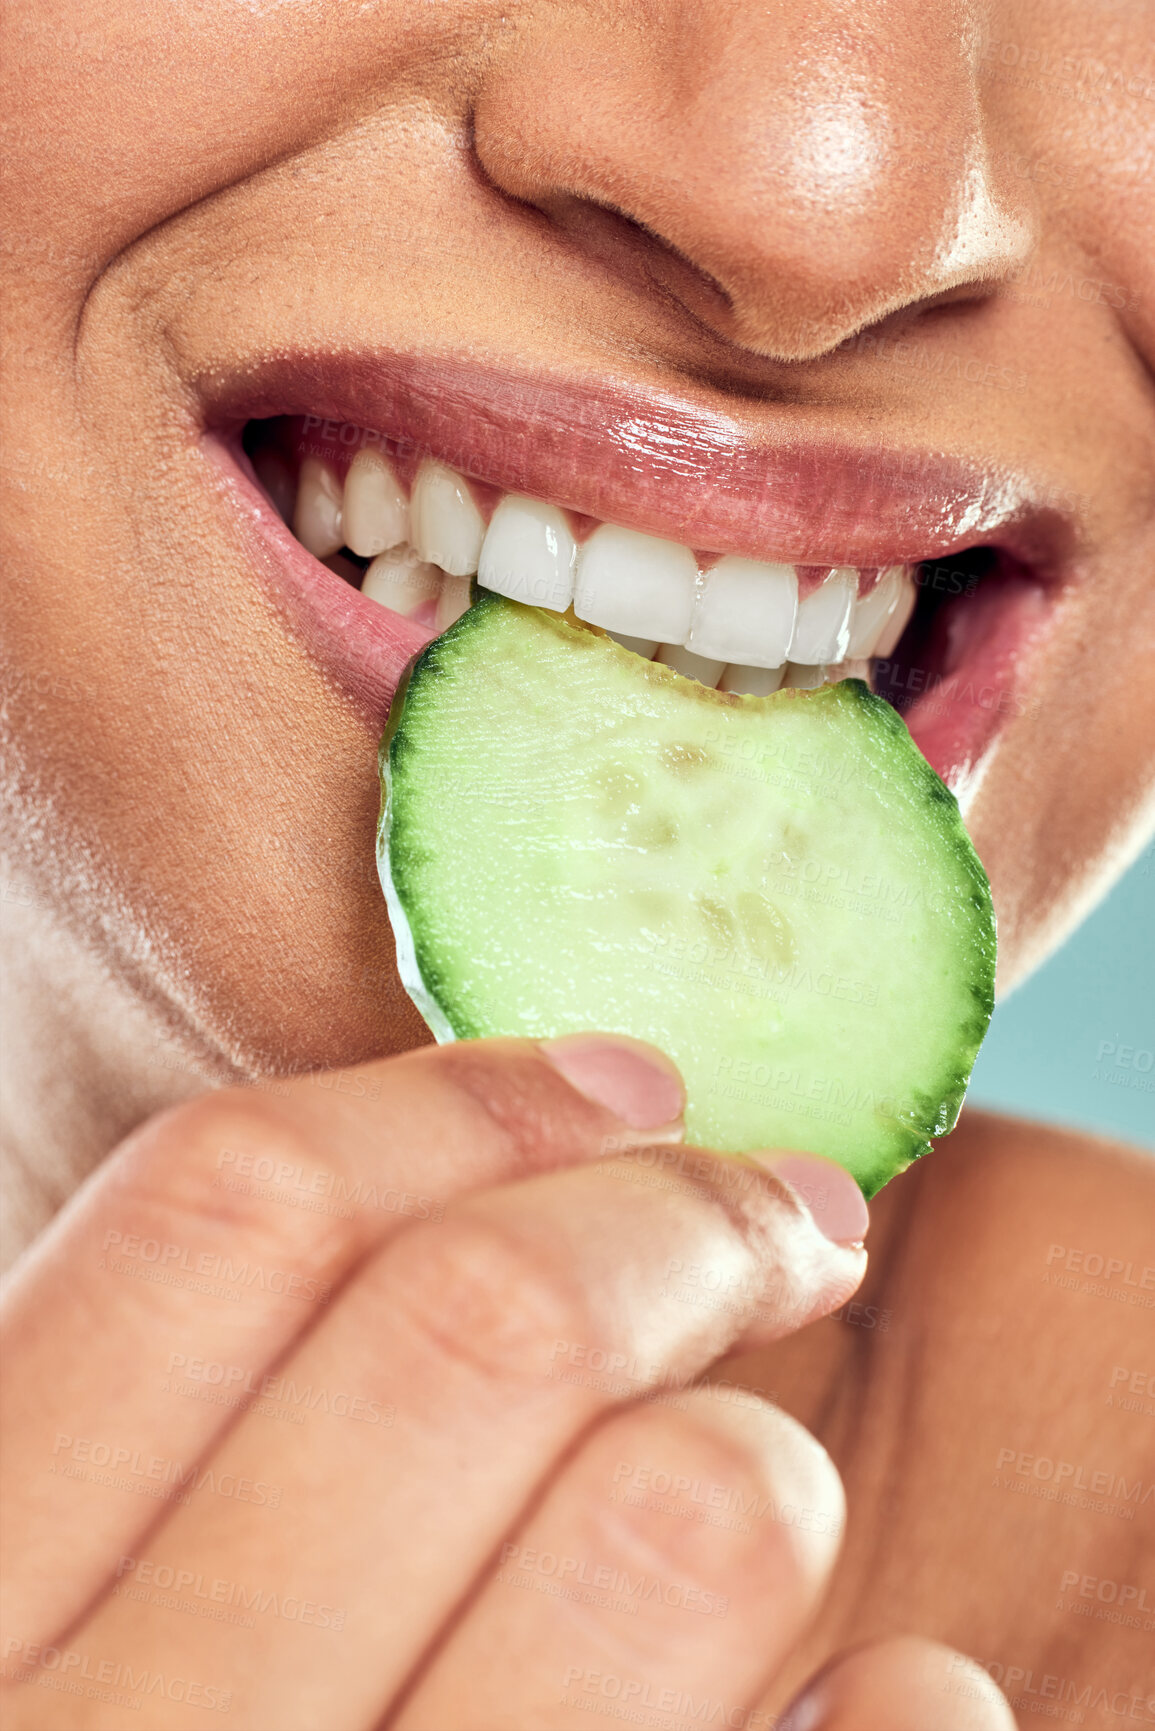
[[201, 351, 1075, 574]]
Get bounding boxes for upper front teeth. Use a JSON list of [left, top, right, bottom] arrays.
[[411, 460, 486, 577], [293, 456, 344, 558], [846, 564, 905, 659], [788, 568, 856, 664], [478, 494, 577, 610], [574, 525, 697, 644], [288, 445, 918, 679], [688, 556, 797, 668], [867, 568, 918, 659], [343, 449, 409, 557]]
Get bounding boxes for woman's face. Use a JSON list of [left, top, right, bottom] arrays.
[[3, 0, 1154, 1089]]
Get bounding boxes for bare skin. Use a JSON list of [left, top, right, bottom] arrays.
[[2, 0, 1154, 1198], [1, 0, 1153, 1723], [727, 1114, 1155, 1721], [0, 1038, 1014, 1729]]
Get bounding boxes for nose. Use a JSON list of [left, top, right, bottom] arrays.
[[472, 0, 1035, 361]]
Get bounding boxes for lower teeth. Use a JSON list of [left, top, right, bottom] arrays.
[[250, 423, 904, 696], [343, 541, 874, 691]]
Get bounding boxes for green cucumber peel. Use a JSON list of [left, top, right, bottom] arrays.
[[377, 593, 996, 1197]]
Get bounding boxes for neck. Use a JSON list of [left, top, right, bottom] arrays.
[[0, 883, 217, 1269]]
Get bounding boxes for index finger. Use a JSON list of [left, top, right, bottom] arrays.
[[0, 1033, 683, 1642]]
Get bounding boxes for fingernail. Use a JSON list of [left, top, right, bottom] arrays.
[[776, 1678, 826, 1731], [539, 1034, 685, 1129], [762, 1153, 870, 1245]]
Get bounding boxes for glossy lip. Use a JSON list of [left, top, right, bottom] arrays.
[[198, 351, 1075, 785], [202, 353, 1076, 571], [203, 432, 434, 717], [876, 566, 1053, 792]]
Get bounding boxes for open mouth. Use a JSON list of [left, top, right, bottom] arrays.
[[201, 359, 1065, 797], [248, 414, 925, 693]]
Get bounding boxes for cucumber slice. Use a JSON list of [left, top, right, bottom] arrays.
[[378, 594, 995, 1195]]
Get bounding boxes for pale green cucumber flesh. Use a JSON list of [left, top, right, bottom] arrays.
[[378, 593, 995, 1196]]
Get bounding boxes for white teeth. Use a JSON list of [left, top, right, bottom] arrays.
[[688, 557, 798, 668], [846, 566, 906, 659], [343, 449, 409, 558], [574, 525, 697, 644], [361, 546, 470, 629], [411, 460, 486, 577], [362, 546, 443, 617], [872, 570, 918, 657], [435, 574, 473, 632], [293, 456, 344, 558], [606, 632, 660, 658], [783, 662, 828, 689], [478, 495, 576, 610], [719, 662, 786, 696], [825, 657, 873, 685], [284, 438, 922, 665], [788, 567, 856, 664], [655, 643, 726, 687]]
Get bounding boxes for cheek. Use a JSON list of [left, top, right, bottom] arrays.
[[964, 542, 1155, 991], [5, 414, 428, 1075], [6, 0, 460, 331]]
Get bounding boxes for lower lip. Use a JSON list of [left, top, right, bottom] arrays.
[[203, 432, 433, 723], [879, 568, 1052, 792], [202, 430, 1052, 790]]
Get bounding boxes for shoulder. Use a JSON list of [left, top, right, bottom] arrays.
[[896, 1102, 1155, 1236], [932, 1106, 1155, 1219], [870, 1105, 1155, 1315], [947, 1105, 1153, 1172]]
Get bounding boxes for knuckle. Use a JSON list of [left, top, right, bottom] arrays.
[[587, 1402, 774, 1576], [100, 1090, 345, 1267], [399, 1039, 613, 1174], [382, 1209, 591, 1394], [581, 1391, 843, 1595]]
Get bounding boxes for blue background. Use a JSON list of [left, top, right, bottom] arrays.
[[966, 841, 1154, 1148]]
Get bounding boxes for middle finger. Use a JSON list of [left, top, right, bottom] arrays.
[[74, 1147, 866, 1731], [395, 1385, 847, 1731]]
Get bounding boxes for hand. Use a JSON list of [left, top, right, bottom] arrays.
[[0, 1036, 1012, 1729], [723, 1112, 1155, 1728]]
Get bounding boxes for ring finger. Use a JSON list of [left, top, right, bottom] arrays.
[[393, 1385, 846, 1731], [45, 1147, 865, 1730]]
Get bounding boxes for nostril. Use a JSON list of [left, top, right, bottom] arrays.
[[471, 1, 1035, 367]]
